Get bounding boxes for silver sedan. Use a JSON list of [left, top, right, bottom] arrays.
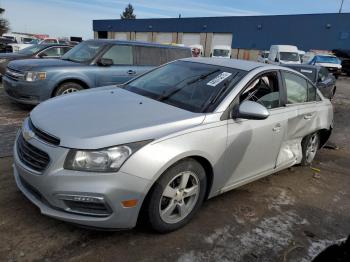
[[13, 58, 333, 232]]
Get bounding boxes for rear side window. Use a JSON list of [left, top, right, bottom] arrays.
[[307, 82, 317, 102], [135, 46, 162, 66], [102, 45, 133, 65], [318, 67, 329, 82], [283, 71, 307, 104], [134, 46, 191, 66]]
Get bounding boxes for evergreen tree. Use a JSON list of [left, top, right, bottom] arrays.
[[120, 4, 136, 20]]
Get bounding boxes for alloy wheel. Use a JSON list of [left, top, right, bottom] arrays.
[[159, 171, 200, 224]]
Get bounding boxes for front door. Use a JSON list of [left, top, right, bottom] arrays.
[[95, 45, 139, 87], [224, 71, 287, 188]]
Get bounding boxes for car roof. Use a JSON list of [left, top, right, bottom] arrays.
[[180, 57, 271, 71], [84, 39, 190, 50], [285, 64, 320, 71]]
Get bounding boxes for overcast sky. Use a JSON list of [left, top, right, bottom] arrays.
[[1, 0, 349, 39]]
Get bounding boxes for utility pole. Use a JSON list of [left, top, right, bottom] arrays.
[[339, 0, 345, 13]]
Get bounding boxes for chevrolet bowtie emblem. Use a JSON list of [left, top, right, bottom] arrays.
[[22, 128, 35, 141]]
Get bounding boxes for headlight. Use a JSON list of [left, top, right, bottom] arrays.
[[13, 46, 20, 52], [25, 71, 46, 81], [64, 140, 152, 172], [0, 58, 8, 64]]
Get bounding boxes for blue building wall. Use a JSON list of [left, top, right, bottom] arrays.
[[93, 13, 350, 51]]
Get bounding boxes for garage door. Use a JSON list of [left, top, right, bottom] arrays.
[[156, 32, 172, 44], [114, 32, 128, 40], [181, 33, 200, 47], [136, 32, 149, 42], [211, 33, 232, 48]]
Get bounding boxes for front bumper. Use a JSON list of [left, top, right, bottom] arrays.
[[3, 75, 51, 105], [13, 130, 150, 229]]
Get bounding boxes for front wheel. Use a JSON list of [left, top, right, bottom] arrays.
[[54, 82, 83, 97], [301, 132, 320, 166], [146, 159, 207, 233]]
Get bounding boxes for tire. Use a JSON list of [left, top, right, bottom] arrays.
[[301, 132, 320, 166], [54, 82, 84, 97], [146, 159, 207, 233]]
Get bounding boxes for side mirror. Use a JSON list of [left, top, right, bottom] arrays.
[[275, 57, 279, 62], [37, 53, 47, 58], [234, 101, 269, 120], [97, 58, 113, 67]]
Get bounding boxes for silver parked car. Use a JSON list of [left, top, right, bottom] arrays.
[[14, 58, 333, 232]]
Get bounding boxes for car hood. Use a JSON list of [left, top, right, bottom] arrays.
[[0, 53, 29, 60], [315, 62, 342, 69], [7, 58, 79, 71], [30, 87, 205, 149]]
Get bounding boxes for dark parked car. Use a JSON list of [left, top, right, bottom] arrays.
[[0, 44, 73, 78], [3, 40, 191, 105], [0, 37, 16, 53], [332, 49, 350, 76], [285, 64, 336, 99]]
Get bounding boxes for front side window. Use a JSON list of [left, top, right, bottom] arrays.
[[279, 52, 299, 62], [283, 71, 308, 104], [123, 61, 246, 112], [39, 47, 60, 57], [61, 41, 105, 63], [240, 72, 280, 109], [102, 45, 133, 65]]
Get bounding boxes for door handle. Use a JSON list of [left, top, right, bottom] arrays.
[[304, 114, 313, 120], [272, 123, 281, 133], [127, 70, 136, 75]]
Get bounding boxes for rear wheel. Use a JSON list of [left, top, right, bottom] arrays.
[[54, 82, 83, 97], [301, 132, 320, 166], [146, 159, 207, 233]]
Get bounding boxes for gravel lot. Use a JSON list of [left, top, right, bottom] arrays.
[[0, 78, 349, 261]]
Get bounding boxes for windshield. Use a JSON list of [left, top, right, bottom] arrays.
[[262, 52, 269, 58], [18, 44, 45, 55], [213, 49, 230, 57], [315, 56, 340, 64], [29, 39, 40, 44], [61, 41, 105, 63], [123, 61, 246, 112], [279, 52, 300, 62]]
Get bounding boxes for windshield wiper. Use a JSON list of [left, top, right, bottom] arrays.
[[187, 69, 220, 85], [62, 58, 78, 63]]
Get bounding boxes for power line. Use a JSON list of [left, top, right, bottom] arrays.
[[339, 0, 345, 13]]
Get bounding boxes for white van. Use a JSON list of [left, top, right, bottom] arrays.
[[268, 45, 301, 64], [210, 45, 231, 58]]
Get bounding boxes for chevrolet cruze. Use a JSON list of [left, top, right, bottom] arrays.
[[14, 58, 333, 232]]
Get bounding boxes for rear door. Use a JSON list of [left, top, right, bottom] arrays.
[[281, 70, 323, 147], [95, 44, 138, 86]]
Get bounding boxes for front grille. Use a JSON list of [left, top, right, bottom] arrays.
[[17, 134, 50, 172], [29, 119, 60, 146], [5, 66, 25, 81]]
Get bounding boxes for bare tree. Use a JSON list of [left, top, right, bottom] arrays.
[[0, 7, 10, 35]]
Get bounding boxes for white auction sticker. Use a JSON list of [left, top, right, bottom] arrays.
[[207, 72, 232, 87], [301, 69, 313, 74]]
